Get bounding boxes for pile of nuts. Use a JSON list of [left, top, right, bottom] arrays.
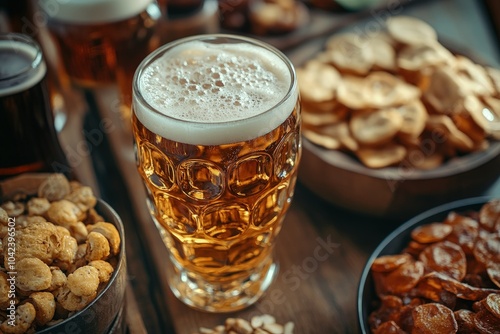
[[298, 15, 500, 169], [0, 174, 121, 333], [368, 199, 500, 333], [194, 314, 294, 334]]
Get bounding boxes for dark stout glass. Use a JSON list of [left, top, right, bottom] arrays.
[[0, 33, 68, 179]]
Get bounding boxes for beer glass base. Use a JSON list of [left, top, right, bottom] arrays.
[[167, 258, 278, 313], [146, 199, 281, 313]]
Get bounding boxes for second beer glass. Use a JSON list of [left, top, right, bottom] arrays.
[[41, 0, 161, 120], [132, 35, 301, 312]]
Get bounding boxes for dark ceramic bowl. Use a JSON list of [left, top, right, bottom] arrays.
[[39, 199, 127, 334], [356, 196, 493, 333]]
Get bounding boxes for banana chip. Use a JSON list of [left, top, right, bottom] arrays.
[[325, 33, 374, 75], [423, 67, 467, 115], [426, 115, 474, 152], [486, 66, 500, 96], [455, 56, 495, 96], [336, 75, 369, 110], [304, 121, 358, 151], [356, 144, 407, 169], [396, 99, 428, 138], [386, 15, 438, 45], [303, 129, 342, 150], [363, 71, 420, 109], [405, 147, 444, 170], [397, 42, 455, 72], [302, 103, 348, 126], [368, 37, 397, 72], [350, 109, 403, 146], [297, 60, 341, 102], [458, 95, 489, 142]]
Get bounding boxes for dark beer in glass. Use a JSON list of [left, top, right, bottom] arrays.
[[0, 33, 68, 179]]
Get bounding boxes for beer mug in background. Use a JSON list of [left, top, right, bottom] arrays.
[[40, 0, 161, 120], [0, 33, 69, 179], [155, 0, 220, 45], [132, 35, 301, 312], [0, 1, 69, 132]]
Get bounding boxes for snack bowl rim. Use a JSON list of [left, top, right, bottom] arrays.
[[298, 138, 500, 219]]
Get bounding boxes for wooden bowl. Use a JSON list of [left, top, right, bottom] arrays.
[[298, 138, 500, 220]]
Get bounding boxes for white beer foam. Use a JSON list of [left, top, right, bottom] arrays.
[[41, 0, 155, 24], [0, 40, 46, 97], [135, 40, 297, 145]]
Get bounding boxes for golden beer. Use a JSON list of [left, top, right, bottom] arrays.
[[41, 0, 160, 115], [132, 35, 301, 311]]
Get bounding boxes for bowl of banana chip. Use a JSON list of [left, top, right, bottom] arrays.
[[297, 15, 500, 219]]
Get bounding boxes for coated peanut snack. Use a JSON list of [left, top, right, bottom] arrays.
[[194, 314, 294, 334], [0, 174, 121, 333], [298, 15, 500, 169], [368, 199, 500, 333]]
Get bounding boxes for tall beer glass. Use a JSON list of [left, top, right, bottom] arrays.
[[0, 33, 69, 179], [41, 0, 161, 119], [132, 35, 301, 312]]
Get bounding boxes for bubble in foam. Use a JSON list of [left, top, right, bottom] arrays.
[[139, 41, 291, 123]]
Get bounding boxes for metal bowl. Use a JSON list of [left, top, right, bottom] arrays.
[[38, 199, 127, 334]]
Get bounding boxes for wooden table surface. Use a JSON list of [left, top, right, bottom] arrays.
[[54, 0, 500, 333]]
